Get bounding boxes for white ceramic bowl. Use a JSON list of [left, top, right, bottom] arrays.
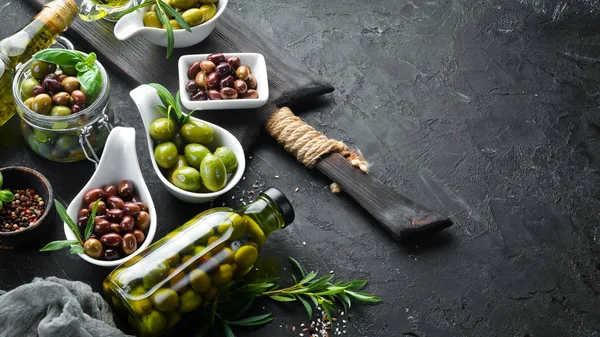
[[113, 0, 228, 48], [130, 84, 245, 203], [64, 127, 157, 267], [178, 53, 269, 110]]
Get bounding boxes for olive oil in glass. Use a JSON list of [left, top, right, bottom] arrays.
[[0, 0, 78, 128], [103, 188, 295, 337]]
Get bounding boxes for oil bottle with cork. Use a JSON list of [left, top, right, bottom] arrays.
[[103, 188, 295, 337], [0, 0, 78, 128]]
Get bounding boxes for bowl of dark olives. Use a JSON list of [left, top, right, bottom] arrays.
[[114, 0, 227, 48], [64, 127, 157, 267], [178, 53, 269, 110]]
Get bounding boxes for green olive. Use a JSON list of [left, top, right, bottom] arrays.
[[245, 217, 266, 248], [182, 8, 205, 27], [172, 132, 187, 152], [193, 245, 207, 256], [154, 142, 179, 169], [60, 65, 78, 76], [33, 129, 56, 143], [142, 261, 170, 289], [189, 269, 212, 293], [198, 0, 217, 3], [151, 288, 180, 312], [177, 289, 203, 314], [184, 143, 210, 168], [32, 93, 52, 115], [171, 166, 202, 191], [163, 19, 182, 30], [200, 154, 227, 192], [167, 155, 189, 183], [166, 254, 181, 267], [211, 264, 233, 286], [180, 120, 214, 144], [129, 286, 153, 315], [229, 213, 247, 240], [24, 97, 34, 110], [213, 146, 238, 173], [143, 11, 162, 28], [221, 247, 235, 264], [55, 134, 78, 151], [50, 105, 71, 117], [204, 286, 218, 302], [171, 0, 197, 10], [21, 78, 40, 99], [150, 118, 177, 141], [235, 245, 258, 270], [166, 311, 181, 329], [199, 4, 217, 22], [61, 76, 80, 93], [216, 222, 231, 235], [139, 310, 167, 336], [30, 60, 57, 81]]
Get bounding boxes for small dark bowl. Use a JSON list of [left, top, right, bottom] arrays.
[[0, 166, 54, 249]]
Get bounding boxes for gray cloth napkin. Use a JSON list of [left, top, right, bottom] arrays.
[[0, 277, 131, 337]]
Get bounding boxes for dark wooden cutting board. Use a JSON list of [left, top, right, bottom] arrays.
[[25, 0, 334, 152]]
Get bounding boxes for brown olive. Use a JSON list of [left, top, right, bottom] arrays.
[[71, 104, 84, 114], [134, 201, 148, 212], [57, 74, 67, 82], [241, 89, 259, 99], [95, 214, 106, 221], [78, 208, 90, 218], [206, 72, 219, 89], [32, 94, 52, 115], [104, 249, 121, 261], [122, 233, 137, 255], [220, 87, 238, 99], [207, 89, 221, 100], [194, 72, 206, 89], [84, 238, 103, 259], [135, 211, 151, 231], [110, 222, 122, 234], [52, 92, 69, 106], [32, 85, 45, 96], [120, 215, 135, 232], [200, 60, 216, 73], [235, 66, 250, 81], [234, 80, 248, 95], [206, 53, 225, 64], [123, 202, 140, 216], [70, 90, 87, 105], [186, 79, 200, 95], [104, 184, 117, 198], [83, 188, 105, 204], [246, 74, 258, 89], [89, 200, 107, 215], [77, 215, 89, 231], [100, 232, 123, 248], [226, 56, 241, 69], [107, 195, 125, 209], [106, 208, 124, 223], [187, 61, 201, 79], [132, 229, 145, 244], [215, 63, 233, 78], [131, 196, 142, 203], [61, 76, 80, 93], [94, 218, 111, 235], [118, 180, 134, 200], [219, 75, 235, 88]]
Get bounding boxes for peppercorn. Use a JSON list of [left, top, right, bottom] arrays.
[[0, 189, 46, 232]]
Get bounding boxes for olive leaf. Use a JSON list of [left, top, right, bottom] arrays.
[[159, 3, 192, 32], [84, 200, 100, 240], [54, 199, 82, 243], [40, 240, 81, 252], [148, 83, 188, 125], [113, 0, 154, 19], [226, 314, 273, 327]]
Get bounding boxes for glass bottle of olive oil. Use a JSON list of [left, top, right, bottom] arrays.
[[0, 0, 78, 128], [103, 188, 295, 337]]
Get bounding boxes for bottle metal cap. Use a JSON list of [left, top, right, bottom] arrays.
[[262, 188, 295, 225]]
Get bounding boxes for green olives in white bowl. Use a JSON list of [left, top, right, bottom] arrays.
[[113, 0, 227, 49], [130, 84, 245, 204]]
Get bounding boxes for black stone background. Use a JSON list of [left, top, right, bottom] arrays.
[[1, 0, 600, 336]]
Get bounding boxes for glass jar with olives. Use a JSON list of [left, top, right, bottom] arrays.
[[12, 52, 113, 163], [103, 188, 294, 337]]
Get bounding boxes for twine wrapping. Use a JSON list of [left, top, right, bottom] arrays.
[[265, 107, 370, 184]]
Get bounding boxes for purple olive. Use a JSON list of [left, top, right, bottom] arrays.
[[234, 80, 248, 95], [241, 89, 259, 99], [106, 208, 124, 223], [104, 249, 121, 261], [120, 215, 135, 232], [220, 87, 238, 99], [100, 232, 123, 248], [71, 104, 84, 114], [123, 202, 140, 216], [134, 201, 148, 212], [225, 56, 241, 69], [110, 222, 122, 234], [77, 215, 89, 231], [132, 229, 145, 244], [32, 85, 45, 96], [94, 218, 111, 236], [187, 61, 201, 79], [135, 211, 151, 231], [207, 89, 222, 100], [219, 75, 235, 88], [122, 233, 137, 255], [107, 195, 125, 209], [70, 90, 87, 105], [42, 78, 64, 95], [206, 72, 219, 89], [89, 200, 107, 215], [186, 79, 200, 95], [104, 184, 117, 198], [246, 74, 258, 90], [192, 90, 208, 101], [215, 63, 233, 78], [207, 53, 225, 65], [118, 180, 134, 200]]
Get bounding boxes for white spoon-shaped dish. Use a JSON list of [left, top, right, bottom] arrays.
[[64, 127, 157, 267], [113, 0, 228, 48], [130, 84, 245, 203]]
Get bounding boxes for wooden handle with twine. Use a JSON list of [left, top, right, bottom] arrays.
[[265, 107, 369, 192]]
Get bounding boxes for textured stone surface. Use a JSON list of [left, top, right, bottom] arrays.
[[1, 0, 600, 336]]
